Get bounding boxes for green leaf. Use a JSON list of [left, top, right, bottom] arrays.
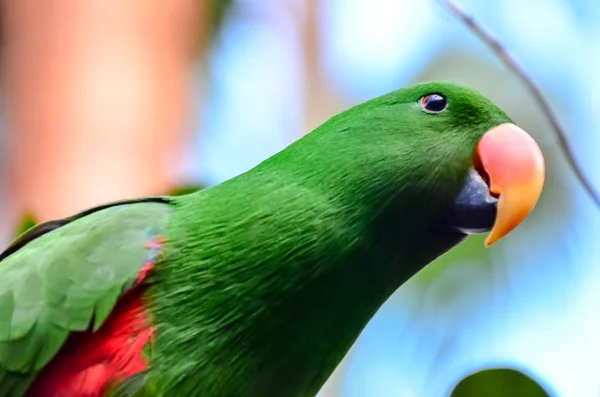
[[450, 368, 551, 397]]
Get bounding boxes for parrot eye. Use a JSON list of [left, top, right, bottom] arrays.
[[419, 93, 448, 114]]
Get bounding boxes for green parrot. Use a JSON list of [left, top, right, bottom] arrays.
[[0, 82, 545, 397]]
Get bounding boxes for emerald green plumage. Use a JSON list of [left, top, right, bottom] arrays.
[[0, 202, 173, 396], [0, 82, 512, 397]]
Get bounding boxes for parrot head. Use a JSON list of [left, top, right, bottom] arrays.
[[384, 81, 544, 246], [416, 82, 545, 247], [400, 82, 545, 247], [272, 81, 545, 248]]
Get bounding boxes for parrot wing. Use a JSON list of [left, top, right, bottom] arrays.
[[0, 197, 174, 396]]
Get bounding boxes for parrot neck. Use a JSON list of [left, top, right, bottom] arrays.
[[150, 165, 466, 396]]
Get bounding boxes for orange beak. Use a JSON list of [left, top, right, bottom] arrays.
[[476, 123, 545, 246]]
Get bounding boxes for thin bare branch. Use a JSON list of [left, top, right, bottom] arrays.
[[436, 0, 600, 209]]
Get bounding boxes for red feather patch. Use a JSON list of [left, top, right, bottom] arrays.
[[25, 236, 166, 397]]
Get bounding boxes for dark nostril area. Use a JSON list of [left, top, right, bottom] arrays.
[[472, 152, 499, 199]]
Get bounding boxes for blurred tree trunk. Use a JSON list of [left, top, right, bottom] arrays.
[[1, 0, 203, 225], [301, 0, 345, 136], [302, 0, 326, 134]]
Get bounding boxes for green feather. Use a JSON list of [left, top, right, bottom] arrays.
[[0, 201, 173, 394]]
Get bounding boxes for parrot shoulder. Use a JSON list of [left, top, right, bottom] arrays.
[[0, 197, 174, 396]]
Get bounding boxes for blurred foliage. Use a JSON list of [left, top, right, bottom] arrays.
[[209, 0, 234, 38], [195, 0, 234, 57], [167, 184, 207, 196], [13, 213, 38, 238], [450, 368, 550, 397]]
